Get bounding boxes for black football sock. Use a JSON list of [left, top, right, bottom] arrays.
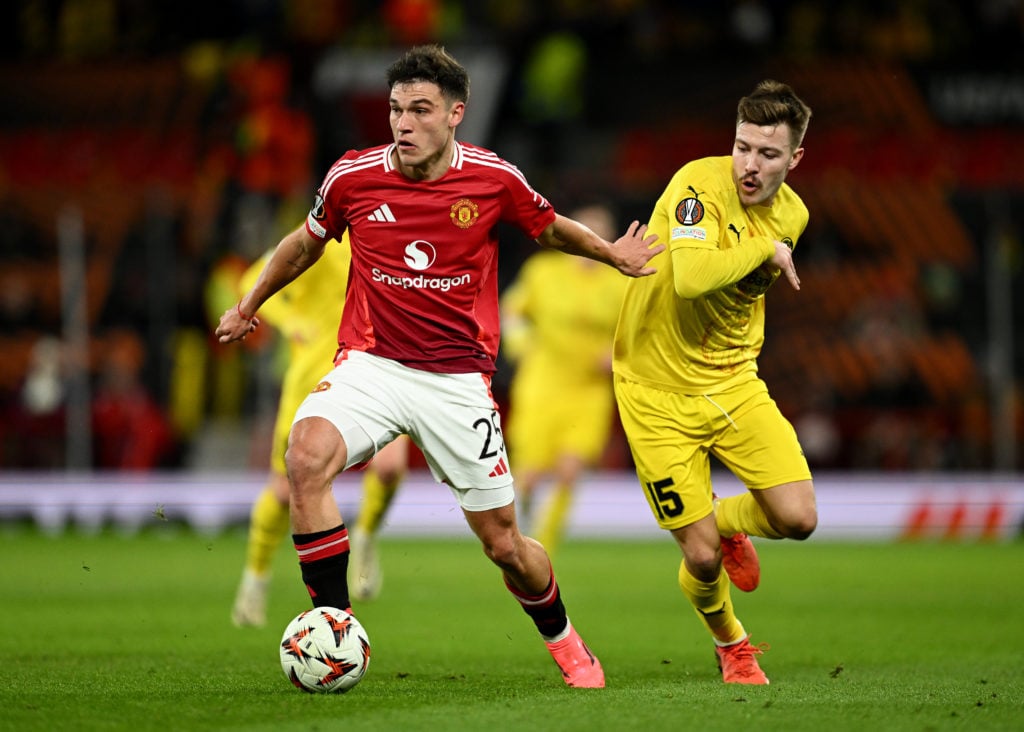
[[292, 525, 351, 611], [505, 568, 568, 639]]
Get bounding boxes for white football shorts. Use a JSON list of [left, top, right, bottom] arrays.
[[292, 350, 515, 511]]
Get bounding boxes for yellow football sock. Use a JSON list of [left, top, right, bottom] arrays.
[[535, 483, 573, 557], [715, 492, 784, 539], [245, 486, 290, 576], [355, 469, 401, 535], [678, 561, 746, 644]]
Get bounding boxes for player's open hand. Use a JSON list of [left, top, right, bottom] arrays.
[[613, 221, 664, 277], [215, 304, 261, 343]]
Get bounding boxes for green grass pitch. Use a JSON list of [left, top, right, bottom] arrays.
[[1, 526, 1021, 731]]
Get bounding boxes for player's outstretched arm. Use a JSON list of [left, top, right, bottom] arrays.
[[215, 225, 327, 344], [536, 214, 664, 277]]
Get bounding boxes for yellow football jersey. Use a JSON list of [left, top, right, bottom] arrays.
[[614, 155, 808, 394], [502, 250, 626, 467], [502, 250, 627, 388], [240, 234, 351, 362], [240, 234, 351, 473]]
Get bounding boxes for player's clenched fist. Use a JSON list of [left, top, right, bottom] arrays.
[[216, 303, 260, 343]]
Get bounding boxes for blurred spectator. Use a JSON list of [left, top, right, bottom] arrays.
[[91, 329, 178, 469], [3, 337, 68, 468], [56, 0, 117, 60], [383, 0, 443, 45], [513, 24, 588, 188], [730, 0, 775, 49], [22, 336, 64, 417]]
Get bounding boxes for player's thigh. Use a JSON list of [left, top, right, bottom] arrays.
[[404, 369, 516, 510], [291, 352, 405, 471], [614, 377, 714, 530], [370, 434, 410, 479], [712, 380, 811, 490]]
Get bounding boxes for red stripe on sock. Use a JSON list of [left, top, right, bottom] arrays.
[[294, 529, 350, 563], [506, 568, 558, 608]]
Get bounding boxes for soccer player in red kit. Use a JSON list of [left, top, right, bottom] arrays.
[[216, 44, 662, 688]]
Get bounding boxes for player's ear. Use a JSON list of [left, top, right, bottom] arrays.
[[788, 147, 804, 171], [449, 101, 465, 128]]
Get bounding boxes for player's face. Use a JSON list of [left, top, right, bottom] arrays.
[[389, 81, 464, 181], [731, 122, 804, 208]]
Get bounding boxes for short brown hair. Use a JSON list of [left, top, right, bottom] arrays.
[[386, 45, 470, 105], [736, 80, 812, 151]]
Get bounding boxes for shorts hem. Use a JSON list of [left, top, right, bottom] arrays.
[[746, 472, 813, 491], [658, 502, 715, 532], [458, 483, 515, 512]]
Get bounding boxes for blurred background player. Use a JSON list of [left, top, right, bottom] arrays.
[[501, 202, 627, 556], [231, 233, 408, 627]]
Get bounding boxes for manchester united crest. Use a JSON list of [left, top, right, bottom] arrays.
[[450, 199, 479, 229]]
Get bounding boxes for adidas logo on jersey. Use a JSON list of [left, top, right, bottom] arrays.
[[367, 203, 396, 222]]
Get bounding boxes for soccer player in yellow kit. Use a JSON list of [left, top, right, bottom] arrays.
[[613, 80, 817, 684], [502, 203, 627, 556], [345, 205, 626, 584], [231, 234, 409, 627]]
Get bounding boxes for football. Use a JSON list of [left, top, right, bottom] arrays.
[[279, 606, 371, 693]]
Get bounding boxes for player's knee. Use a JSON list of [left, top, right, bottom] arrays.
[[781, 505, 817, 540], [285, 443, 333, 502], [269, 474, 291, 504], [286, 419, 346, 486], [686, 548, 722, 582], [284, 441, 317, 484], [374, 464, 405, 486], [480, 532, 522, 573]]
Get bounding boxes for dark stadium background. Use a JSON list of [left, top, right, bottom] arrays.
[[0, 1, 1020, 535]]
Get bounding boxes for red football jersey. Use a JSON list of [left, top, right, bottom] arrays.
[[305, 141, 556, 374]]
